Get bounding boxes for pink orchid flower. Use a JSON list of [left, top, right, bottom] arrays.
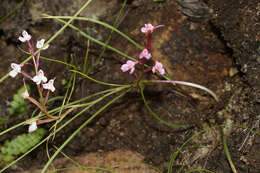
[[141, 24, 164, 34], [121, 60, 137, 74], [152, 61, 165, 75], [139, 48, 152, 60]]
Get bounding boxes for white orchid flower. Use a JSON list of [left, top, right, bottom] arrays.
[[32, 69, 47, 85], [43, 79, 55, 92], [18, 30, 31, 42], [36, 39, 49, 50], [9, 63, 21, 78]]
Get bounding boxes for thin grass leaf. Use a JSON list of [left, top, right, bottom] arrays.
[[222, 131, 238, 173], [40, 55, 77, 69], [67, 71, 76, 104], [45, 141, 56, 171], [83, 40, 90, 74], [0, 0, 24, 24], [71, 69, 129, 87], [150, 80, 218, 101]]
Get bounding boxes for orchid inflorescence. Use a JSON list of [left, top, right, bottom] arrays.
[[121, 23, 165, 76], [10, 30, 56, 132], [121, 24, 218, 101]]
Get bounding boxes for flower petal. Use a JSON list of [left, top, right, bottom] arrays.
[[18, 36, 26, 42], [9, 70, 18, 78], [28, 121, 37, 133]]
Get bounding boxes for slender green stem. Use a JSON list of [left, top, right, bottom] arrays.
[[71, 69, 130, 87], [83, 40, 90, 74], [67, 71, 76, 104], [40, 55, 77, 69], [222, 131, 238, 173]]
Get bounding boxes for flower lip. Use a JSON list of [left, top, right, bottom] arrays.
[[36, 39, 49, 50], [121, 60, 137, 74], [43, 79, 55, 92], [18, 30, 31, 42], [9, 63, 21, 78], [139, 48, 152, 60], [32, 69, 47, 85]]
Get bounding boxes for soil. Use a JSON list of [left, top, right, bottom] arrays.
[[0, 0, 259, 173]]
